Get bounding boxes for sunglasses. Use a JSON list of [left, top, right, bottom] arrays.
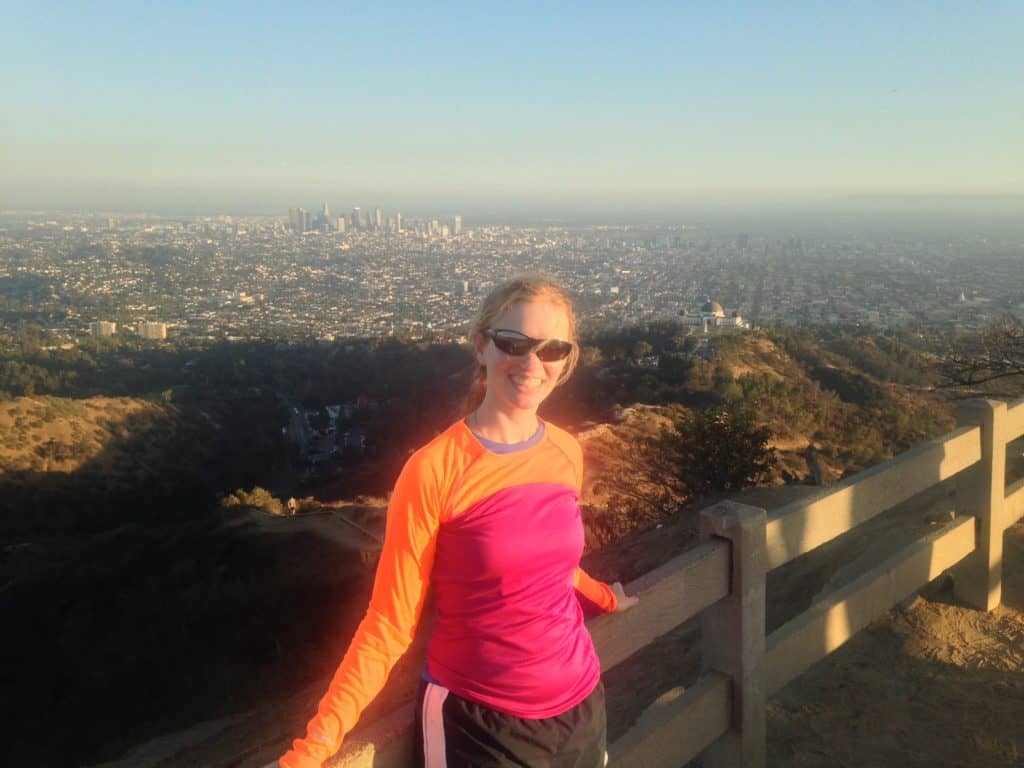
[[484, 329, 575, 362]]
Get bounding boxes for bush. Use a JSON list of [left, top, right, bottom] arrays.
[[220, 486, 284, 515], [660, 403, 777, 495]]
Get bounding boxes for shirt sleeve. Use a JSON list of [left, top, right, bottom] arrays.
[[279, 452, 442, 768], [573, 567, 618, 613]]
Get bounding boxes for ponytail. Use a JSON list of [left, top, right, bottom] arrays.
[[462, 365, 488, 416]]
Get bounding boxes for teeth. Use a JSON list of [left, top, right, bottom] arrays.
[[511, 375, 542, 388]]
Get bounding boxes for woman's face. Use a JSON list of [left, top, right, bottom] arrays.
[[475, 299, 572, 416]]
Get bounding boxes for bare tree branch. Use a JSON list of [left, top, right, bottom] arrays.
[[938, 315, 1024, 387]]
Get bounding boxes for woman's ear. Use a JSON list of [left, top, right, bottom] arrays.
[[473, 333, 487, 365]]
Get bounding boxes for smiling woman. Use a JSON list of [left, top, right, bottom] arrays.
[[467, 279, 580, 441], [279, 276, 637, 768]]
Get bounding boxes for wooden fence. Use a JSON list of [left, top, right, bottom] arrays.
[[329, 397, 1024, 767]]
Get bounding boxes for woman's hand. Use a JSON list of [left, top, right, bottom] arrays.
[[611, 581, 639, 612]]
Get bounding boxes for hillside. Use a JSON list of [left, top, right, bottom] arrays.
[[574, 330, 955, 548], [0, 395, 170, 474], [0, 328, 972, 766]]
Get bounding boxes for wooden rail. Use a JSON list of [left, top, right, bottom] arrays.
[[588, 539, 730, 670], [326, 396, 1024, 768], [765, 425, 981, 570], [765, 516, 975, 696]]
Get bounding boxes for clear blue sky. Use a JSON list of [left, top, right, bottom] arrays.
[[2, 1, 1022, 215]]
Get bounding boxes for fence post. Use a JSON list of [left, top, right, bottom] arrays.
[[700, 501, 767, 768], [953, 398, 1007, 611]]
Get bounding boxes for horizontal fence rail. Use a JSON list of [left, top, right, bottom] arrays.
[[765, 515, 976, 696], [588, 539, 730, 670], [765, 425, 981, 570]]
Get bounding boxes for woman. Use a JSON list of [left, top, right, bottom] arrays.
[[280, 276, 637, 768]]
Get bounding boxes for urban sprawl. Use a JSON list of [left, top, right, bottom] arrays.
[[1, 208, 1021, 345]]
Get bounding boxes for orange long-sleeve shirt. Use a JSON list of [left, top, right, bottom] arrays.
[[280, 420, 616, 767]]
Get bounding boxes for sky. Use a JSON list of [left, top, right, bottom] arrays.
[[2, 1, 1022, 216]]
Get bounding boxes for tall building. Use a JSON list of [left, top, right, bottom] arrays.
[[336, 216, 347, 233], [301, 209, 311, 233], [89, 321, 117, 337], [289, 208, 302, 232], [351, 207, 361, 230], [452, 215, 462, 235], [374, 207, 383, 230], [137, 321, 168, 340], [396, 212, 402, 232]]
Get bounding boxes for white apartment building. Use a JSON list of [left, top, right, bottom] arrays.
[[89, 321, 117, 337], [137, 321, 168, 340]]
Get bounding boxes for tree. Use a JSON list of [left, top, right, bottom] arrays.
[[940, 315, 1024, 388], [581, 345, 604, 367], [632, 340, 654, 361], [665, 404, 777, 495]]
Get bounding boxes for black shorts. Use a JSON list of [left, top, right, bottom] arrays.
[[414, 678, 607, 768]]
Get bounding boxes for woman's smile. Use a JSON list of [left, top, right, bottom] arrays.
[[509, 373, 544, 389]]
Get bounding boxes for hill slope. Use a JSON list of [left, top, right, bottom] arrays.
[[0, 328, 971, 766]]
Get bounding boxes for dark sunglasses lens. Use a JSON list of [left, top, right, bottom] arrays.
[[537, 341, 572, 361], [492, 335, 532, 356]]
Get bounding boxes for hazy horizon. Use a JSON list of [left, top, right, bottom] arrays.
[[4, 195, 1024, 240]]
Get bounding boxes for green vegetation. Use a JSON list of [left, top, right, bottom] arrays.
[[558, 322, 952, 477], [663, 403, 777, 494], [0, 320, 956, 540]]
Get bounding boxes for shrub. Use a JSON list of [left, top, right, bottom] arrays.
[[220, 485, 284, 515], [659, 403, 777, 495]]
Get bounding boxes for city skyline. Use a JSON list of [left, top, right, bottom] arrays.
[[3, 3, 1023, 214]]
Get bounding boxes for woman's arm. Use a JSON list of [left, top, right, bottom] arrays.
[[279, 455, 442, 768], [573, 568, 639, 613]]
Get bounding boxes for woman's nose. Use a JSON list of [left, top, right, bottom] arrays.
[[521, 351, 547, 369]]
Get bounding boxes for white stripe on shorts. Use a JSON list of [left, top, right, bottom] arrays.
[[421, 681, 450, 768]]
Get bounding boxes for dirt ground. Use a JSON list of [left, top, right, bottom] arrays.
[[763, 520, 1024, 768]]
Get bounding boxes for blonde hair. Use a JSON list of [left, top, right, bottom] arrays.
[[463, 276, 580, 415]]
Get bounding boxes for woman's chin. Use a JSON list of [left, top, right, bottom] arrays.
[[502, 388, 546, 412]]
